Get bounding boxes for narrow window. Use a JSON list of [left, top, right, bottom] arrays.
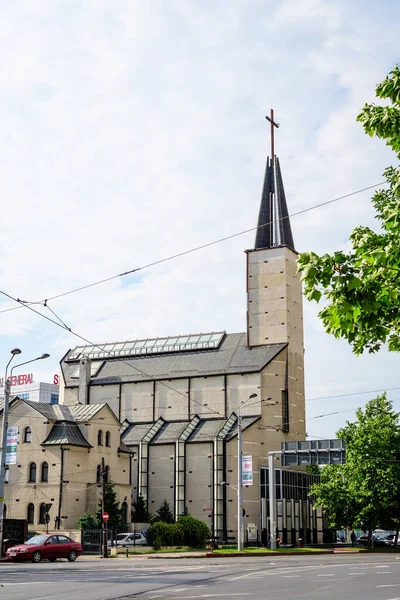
[[39, 503, 47, 524], [24, 427, 32, 443], [29, 462, 37, 483], [96, 464, 101, 485], [41, 462, 49, 482], [121, 501, 128, 524], [3, 504, 7, 519], [105, 465, 110, 484], [4, 467, 9, 483], [282, 390, 289, 433], [27, 503, 35, 523], [105, 431, 111, 447], [98, 430, 103, 446]]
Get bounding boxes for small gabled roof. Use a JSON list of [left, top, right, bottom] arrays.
[[118, 440, 134, 454], [42, 422, 92, 448]]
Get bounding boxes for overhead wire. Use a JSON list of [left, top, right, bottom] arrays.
[[0, 181, 385, 315]]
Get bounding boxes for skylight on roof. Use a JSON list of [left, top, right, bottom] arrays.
[[66, 332, 225, 362]]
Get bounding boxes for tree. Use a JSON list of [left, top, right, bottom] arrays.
[[310, 394, 400, 545], [132, 494, 153, 523], [298, 65, 400, 355], [97, 480, 123, 529], [77, 512, 97, 530], [155, 499, 174, 524]]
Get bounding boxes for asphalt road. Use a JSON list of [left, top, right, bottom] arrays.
[[1, 554, 400, 600]]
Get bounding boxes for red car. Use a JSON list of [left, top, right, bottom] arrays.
[[6, 534, 83, 563]]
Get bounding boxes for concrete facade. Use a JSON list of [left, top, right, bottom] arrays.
[[56, 150, 312, 542]]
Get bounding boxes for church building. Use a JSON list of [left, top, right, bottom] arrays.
[[59, 129, 321, 543]]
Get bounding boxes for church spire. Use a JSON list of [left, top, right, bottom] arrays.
[[254, 110, 295, 252]]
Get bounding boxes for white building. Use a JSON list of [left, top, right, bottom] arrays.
[[0, 375, 59, 404]]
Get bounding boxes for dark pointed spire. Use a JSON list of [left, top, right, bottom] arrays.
[[255, 156, 295, 251], [255, 110, 295, 252]]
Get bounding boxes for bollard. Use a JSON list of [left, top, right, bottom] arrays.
[[126, 546, 128, 558]]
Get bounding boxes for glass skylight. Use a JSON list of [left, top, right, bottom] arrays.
[[66, 332, 225, 362]]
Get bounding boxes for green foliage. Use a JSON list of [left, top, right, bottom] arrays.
[[306, 464, 321, 475], [299, 65, 400, 355], [311, 395, 400, 541], [77, 512, 97, 529], [148, 522, 184, 550], [154, 499, 174, 524], [176, 516, 210, 548], [132, 494, 153, 523], [96, 480, 124, 528]]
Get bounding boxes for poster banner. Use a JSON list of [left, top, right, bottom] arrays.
[[6, 426, 19, 465], [242, 455, 253, 486]]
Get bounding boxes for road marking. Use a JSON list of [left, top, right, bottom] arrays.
[[171, 595, 253, 599], [281, 575, 301, 578], [377, 584, 400, 588], [377, 571, 391, 574], [348, 572, 365, 575], [316, 574, 335, 577]]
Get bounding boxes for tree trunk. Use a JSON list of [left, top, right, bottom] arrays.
[[395, 522, 400, 547], [367, 519, 374, 548]]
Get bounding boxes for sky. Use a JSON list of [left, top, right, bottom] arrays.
[[0, 0, 399, 439]]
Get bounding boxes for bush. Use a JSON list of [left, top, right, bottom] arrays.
[[177, 516, 210, 548], [149, 522, 184, 550]]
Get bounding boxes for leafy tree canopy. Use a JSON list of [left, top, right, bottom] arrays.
[[299, 65, 400, 354], [311, 394, 400, 540], [77, 512, 97, 530]]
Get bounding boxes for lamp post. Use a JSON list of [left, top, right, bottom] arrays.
[[237, 393, 257, 551], [0, 351, 50, 557]]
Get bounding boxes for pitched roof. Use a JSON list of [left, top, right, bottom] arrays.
[[42, 422, 92, 448], [254, 156, 295, 252], [61, 333, 286, 386], [121, 415, 262, 446]]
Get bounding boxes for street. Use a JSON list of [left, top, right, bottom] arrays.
[[0, 554, 400, 600]]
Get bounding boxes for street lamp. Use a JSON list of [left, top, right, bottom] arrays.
[[236, 393, 257, 552], [0, 350, 50, 557]]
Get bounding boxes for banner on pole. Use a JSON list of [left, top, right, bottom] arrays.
[[242, 455, 253, 486], [6, 426, 19, 465]]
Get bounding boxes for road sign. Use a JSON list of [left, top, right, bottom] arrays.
[[102, 512, 109, 522], [281, 439, 346, 466]]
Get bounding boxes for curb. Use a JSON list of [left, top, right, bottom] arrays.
[[206, 551, 334, 558]]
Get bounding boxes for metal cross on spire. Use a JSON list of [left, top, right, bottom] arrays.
[[265, 109, 279, 159]]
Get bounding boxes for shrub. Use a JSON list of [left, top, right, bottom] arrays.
[[149, 522, 184, 550], [176, 516, 210, 548]]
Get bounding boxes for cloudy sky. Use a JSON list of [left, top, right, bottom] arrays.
[[0, 0, 399, 439]]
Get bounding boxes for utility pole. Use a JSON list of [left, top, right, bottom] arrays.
[[0, 350, 49, 558], [237, 409, 244, 552], [268, 451, 281, 550], [101, 457, 108, 558]]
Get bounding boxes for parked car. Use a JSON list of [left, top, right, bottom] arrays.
[[357, 535, 388, 547], [6, 534, 83, 563], [116, 532, 147, 547]]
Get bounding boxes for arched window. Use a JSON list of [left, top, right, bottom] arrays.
[[24, 427, 32, 443], [105, 465, 110, 484], [41, 462, 49, 482], [96, 464, 101, 485], [39, 503, 47, 524], [3, 504, 7, 520], [121, 501, 128, 524], [105, 431, 111, 447], [28, 462, 37, 483], [98, 430, 103, 446], [27, 503, 34, 523]]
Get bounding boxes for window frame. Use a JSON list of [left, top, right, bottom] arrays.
[[28, 462, 37, 483], [41, 462, 49, 482], [27, 503, 35, 524], [24, 427, 32, 443]]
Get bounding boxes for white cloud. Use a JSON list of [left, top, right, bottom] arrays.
[[0, 0, 399, 438]]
